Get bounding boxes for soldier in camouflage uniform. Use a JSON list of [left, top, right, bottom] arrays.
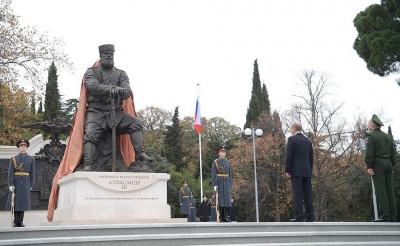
[[365, 114, 397, 222]]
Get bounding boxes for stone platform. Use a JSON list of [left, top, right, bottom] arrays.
[[51, 171, 177, 225]]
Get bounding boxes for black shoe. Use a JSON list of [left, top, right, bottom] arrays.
[[19, 223, 25, 227], [373, 218, 391, 222], [222, 218, 231, 222], [305, 219, 315, 222], [290, 218, 304, 222]]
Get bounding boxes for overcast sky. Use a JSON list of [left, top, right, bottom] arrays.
[[11, 0, 400, 138]]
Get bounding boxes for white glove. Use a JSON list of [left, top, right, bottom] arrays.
[[9, 186, 15, 192], [214, 186, 217, 191]]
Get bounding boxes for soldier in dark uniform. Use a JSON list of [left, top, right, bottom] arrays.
[[210, 192, 217, 222], [365, 114, 397, 222], [199, 194, 211, 222], [179, 179, 191, 219], [228, 196, 238, 222], [212, 146, 232, 222], [188, 192, 197, 222], [82, 44, 153, 171], [7, 139, 36, 227]]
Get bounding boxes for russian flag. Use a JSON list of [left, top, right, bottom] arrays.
[[194, 95, 202, 134]]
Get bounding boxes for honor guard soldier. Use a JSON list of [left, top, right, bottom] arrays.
[[365, 114, 397, 222], [7, 139, 36, 227], [210, 192, 217, 222], [188, 192, 197, 222], [212, 146, 232, 222], [179, 179, 191, 219]]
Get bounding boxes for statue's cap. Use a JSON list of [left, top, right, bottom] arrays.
[[16, 139, 30, 148], [182, 179, 188, 184], [99, 44, 115, 53], [371, 114, 384, 127]]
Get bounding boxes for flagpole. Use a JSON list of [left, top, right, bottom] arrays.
[[197, 83, 204, 200]]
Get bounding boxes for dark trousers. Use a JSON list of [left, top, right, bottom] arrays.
[[372, 162, 397, 221], [291, 176, 314, 221]]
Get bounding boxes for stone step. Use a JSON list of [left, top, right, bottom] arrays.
[[1, 222, 400, 246]]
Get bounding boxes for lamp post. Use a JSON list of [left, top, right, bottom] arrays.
[[244, 127, 263, 222]]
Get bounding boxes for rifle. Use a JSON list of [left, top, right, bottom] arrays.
[[110, 96, 117, 172], [11, 191, 15, 227], [215, 188, 220, 223]]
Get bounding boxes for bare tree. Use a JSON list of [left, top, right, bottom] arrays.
[[282, 70, 363, 221]]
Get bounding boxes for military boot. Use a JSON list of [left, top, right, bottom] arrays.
[[19, 211, 25, 227], [13, 212, 18, 227], [223, 208, 231, 222], [130, 131, 154, 162], [83, 142, 96, 171]]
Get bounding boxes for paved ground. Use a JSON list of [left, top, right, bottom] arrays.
[[0, 210, 52, 228]]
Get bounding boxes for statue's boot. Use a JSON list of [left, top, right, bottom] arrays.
[[83, 142, 96, 171], [130, 131, 154, 162]]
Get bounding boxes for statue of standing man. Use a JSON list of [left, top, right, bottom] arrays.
[[82, 44, 154, 171]]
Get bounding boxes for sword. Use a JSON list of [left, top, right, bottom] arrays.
[[215, 188, 219, 223], [371, 177, 379, 221], [111, 96, 117, 172], [11, 191, 15, 228]]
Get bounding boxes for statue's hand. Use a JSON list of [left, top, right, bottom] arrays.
[[110, 87, 120, 97], [118, 88, 130, 97]]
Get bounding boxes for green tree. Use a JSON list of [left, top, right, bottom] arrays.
[[37, 99, 43, 115], [261, 83, 271, 115], [137, 106, 172, 153], [353, 1, 400, 85], [163, 107, 186, 171], [245, 59, 263, 129], [30, 91, 36, 114], [43, 62, 62, 122], [0, 82, 41, 145], [61, 98, 78, 123]]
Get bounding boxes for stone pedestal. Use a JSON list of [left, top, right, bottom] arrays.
[[53, 172, 176, 225]]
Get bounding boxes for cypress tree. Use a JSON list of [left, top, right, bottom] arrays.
[[245, 59, 263, 129], [30, 92, 36, 114], [164, 107, 185, 171], [43, 62, 62, 122], [37, 100, 43, 115], [261, 83, 271, 115]]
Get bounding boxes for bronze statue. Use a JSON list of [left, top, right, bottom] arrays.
[[82, 44, 153, 171]]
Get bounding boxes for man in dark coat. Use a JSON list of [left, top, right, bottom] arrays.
[[365, 114, 397, 222], [199, 194, 211, 222], [82, 44, 153, 171], [228, 196, 238, 221], [179, 180, 191, 218], [7, 139, 36, 227], [285, 122, 314, 222], [212, 146, 232, 222]]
